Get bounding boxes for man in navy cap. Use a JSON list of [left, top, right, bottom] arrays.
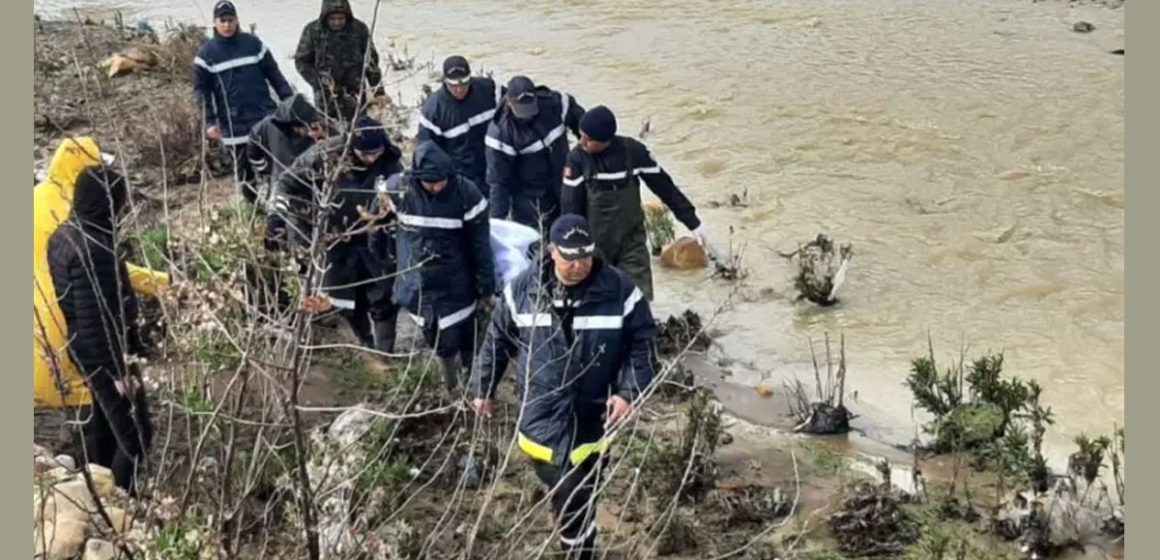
[[194, 0, 294, 204], [561, 105, 720, 300], [270, 116, 404, 352], [472, 213, 657, 559], [484, 76, 586, 235], [416, 56, 501, 195]]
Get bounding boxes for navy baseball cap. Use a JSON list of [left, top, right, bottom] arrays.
[[442, 55, 471, 84], [550, 214, 596, 260], [505, 76, 539, 119], [213, 0, 237, 19]]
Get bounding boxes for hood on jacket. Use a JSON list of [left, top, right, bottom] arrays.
[[71, 165, 128, 227], [272, 93, 322, 126], [319, 0, 353, 23], [44, 137, 108, 191], [411, 141, 454, 183]]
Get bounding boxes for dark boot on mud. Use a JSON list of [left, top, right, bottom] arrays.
[[459, 454, 483, 490], [373, 319, 397, 354], [440, 354, 462, 394], [344, 311, 375, 349]]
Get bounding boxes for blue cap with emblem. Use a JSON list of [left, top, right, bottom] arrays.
[[550, 213, 596, 260]]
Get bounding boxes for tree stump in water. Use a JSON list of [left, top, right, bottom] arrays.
[[792, 234, 853, 306], [794, 401, 852, 435]]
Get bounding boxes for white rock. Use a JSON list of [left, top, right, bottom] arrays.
[[327, 407, 378, 448], [53, 454, 77, 471]]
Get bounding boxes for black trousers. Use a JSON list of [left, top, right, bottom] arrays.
[[78, 372, 154, 492], [420, 311, 478, 364], [325, 244, 400, 345], [227, 142, 258, 204], [533, 454, 605, 560]]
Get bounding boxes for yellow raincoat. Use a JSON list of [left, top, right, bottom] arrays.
[[34, 137, 170, 408]]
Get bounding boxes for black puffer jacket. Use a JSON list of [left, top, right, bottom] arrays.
[[47, 169, 144, 383], [246, 93, 326, 183]]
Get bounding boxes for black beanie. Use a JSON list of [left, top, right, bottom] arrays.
[[353, 116, 387, 151], [579, 105, 617, 143]]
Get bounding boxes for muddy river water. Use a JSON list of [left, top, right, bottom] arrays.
[[36, 0, 1124, 472]]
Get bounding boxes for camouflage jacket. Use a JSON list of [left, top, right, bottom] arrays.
[[293, 0, 383, 101]]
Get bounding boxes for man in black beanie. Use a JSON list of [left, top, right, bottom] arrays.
[[416, 55, 500, 194], [560, 105, 718, 300]]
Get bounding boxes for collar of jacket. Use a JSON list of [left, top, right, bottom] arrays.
[[537, 258, 616, 304]]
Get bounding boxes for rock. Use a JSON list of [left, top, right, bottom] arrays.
[[660, 236, 709, 270], [1073, 21, 1095, 33], [103, 507, 132, 534], [327, 407, 378, 449], [754, 384, 774, 398], [53, 454, 76, 471], [86, 465, 116, 499], [51, 479, 99, 520], [34, 516, 88, 559], [84, 538, 117, 560]]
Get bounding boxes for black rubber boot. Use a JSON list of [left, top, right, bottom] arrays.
[[373, 319, 397, 354], [343, 311, 375, 349], [440, 354, 462, 393]]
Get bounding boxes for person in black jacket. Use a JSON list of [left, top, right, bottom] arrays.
[[416, 56, 500, 194], [247, 93, 329, 188], [561, 105, 721, 300], [48, 166, 153, 492], [485, 76, 585, 235], [270, 116, 403, 351], [194, 1, 294, 204], [472, 213, 656, 560], [377, 140, 495, 391]]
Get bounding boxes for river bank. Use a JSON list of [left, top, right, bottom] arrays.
[[32, 16, 1123, 560]]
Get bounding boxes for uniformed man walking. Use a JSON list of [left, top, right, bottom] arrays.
[[417, 56, 501, 194], [485, 76, 585, 235], [561, 105, 720, 300], [472, 213, 656, 559]]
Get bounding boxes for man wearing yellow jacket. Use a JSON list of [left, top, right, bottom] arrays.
[[33, 137, 170, 408]]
